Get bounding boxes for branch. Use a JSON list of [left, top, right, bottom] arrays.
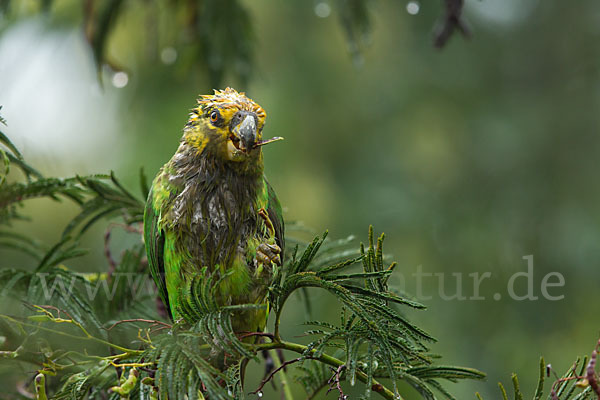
[[0, 314, 143, 356], [251, 356, 307, 396], [253, 340, 400, 400], [106, 318, 172, 331], [326, 364, 346, 399], [434, 0, 470, 48]]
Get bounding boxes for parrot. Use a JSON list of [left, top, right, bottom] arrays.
[[143, 88, 284, 343]]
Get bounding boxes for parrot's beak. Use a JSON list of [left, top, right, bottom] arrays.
[[231, 114, 257, 152], [229, 114, 284, 157]]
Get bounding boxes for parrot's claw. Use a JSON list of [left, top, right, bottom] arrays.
[[256, 243, 282, 266]]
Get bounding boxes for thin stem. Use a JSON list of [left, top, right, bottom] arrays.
[[253, 340, 400, 400], [270, 349, 295, 400], [106, 318, 172, 331], [273, 307, 283, 342], [326, 364, 346, 399], [110, 361, 155, 368], [0, 315, 142, 356], [252, 355, 303, 396]]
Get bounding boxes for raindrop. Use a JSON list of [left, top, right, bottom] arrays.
[[406, 1, 420, 15], [257, 391, 263, 398], [160, 47, 177, 64], [314, 2, 331, 18], [112, 71, 128, 88]]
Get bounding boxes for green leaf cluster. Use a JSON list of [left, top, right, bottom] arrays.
[[0, 0, 463, 88], [0, 131, 485, 399], [268, 228, 484, 400], [479, 356, 598, 400]]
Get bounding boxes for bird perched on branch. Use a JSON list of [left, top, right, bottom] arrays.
[[144, 88, 284, 339]]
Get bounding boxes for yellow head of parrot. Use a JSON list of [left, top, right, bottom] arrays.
[[183, 88, 283, 162]]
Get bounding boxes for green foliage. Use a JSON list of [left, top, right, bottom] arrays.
[[3, 124, 596, 400], [0, 132, 486, 399], [479, 355, 599, 400], [269, 228, 470, 399], [0, 0, 464, 88], [0, 124, 146, 264], [2, 125, 596, 400]]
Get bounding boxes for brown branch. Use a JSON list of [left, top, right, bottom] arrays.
[[250, 356, 312, 395], [34, 304, 74, 321], [326, 364, 347, 399], [548, 339, 600, 400], [587, 343, 600, 398], [433, 0, 470, 48]]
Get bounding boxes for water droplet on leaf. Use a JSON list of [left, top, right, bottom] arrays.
[[111, 71, 128, 88]]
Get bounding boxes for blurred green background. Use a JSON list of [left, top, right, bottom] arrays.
[[1, 0, 600, 398]]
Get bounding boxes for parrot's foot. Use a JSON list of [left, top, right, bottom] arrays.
[[256, 242, 281, 266]]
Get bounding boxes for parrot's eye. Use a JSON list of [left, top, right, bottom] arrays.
[[209, 111, 220, 124]]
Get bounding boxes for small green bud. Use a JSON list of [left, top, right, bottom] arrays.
[[141, 376, 154, 386], [110, 368, 139, 397]]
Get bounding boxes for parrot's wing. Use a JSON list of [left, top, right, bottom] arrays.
[[143, 190, 171, 316], [265, 177, 285, 256]]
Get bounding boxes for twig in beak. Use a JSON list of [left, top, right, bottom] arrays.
[[253, 136, 284, 148]]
